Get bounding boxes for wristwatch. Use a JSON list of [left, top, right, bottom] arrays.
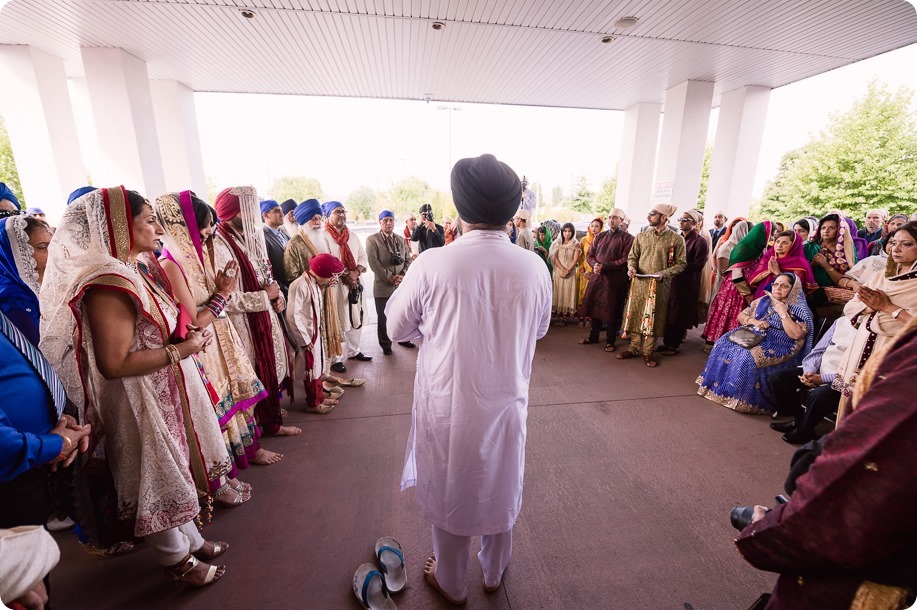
[[891, 307, 904, 319]]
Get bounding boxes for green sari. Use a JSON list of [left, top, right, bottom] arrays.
[[535, 226, 553, 274]]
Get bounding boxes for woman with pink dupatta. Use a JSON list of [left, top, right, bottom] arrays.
[[158, 191, 271, 502], [743, 230, 817, 299]]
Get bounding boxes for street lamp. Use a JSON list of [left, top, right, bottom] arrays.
[[437, 105, 462, 173]]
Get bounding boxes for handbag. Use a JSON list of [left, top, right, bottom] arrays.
[[728, 325, 765, 349]]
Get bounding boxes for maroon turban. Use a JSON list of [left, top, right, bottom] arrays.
[[309, 253, 345, 279], [214, 187, 240, 221]]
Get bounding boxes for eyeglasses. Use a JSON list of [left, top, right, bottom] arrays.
[[679, 217, 693, 222], [648, 212, 660, 217]]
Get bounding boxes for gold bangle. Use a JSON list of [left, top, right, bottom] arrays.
[[165, 344, 180, 365]]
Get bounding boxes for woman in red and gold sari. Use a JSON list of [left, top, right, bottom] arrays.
[[40, 187, 230, 586]]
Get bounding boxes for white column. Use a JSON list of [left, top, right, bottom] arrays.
[[706, 85, 771, 220], [615, 102, 662, 224], [650, 80, 715, 222], [150, 80, 207, 198], [0, 46, 87, 216], [81, 47, 166, 197]]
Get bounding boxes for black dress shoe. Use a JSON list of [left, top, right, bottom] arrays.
[[348, 352, 372, 361], [783, 430, 815, 445], [770, 420, 797, 433], [330, 362, 347, 374], [382, 347, 393, 355], [398, 341, 416, 348]]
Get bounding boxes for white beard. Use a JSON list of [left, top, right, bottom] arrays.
[[283, 219, 300, 237], [301, 225, 329, 253]]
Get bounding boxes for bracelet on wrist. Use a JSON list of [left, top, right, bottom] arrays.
[[165, 344, 181, 365]]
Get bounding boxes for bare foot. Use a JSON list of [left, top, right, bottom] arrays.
[[423, 555, 466, 605], [275, 425, 302, 436], [252, 448, 283, 465]]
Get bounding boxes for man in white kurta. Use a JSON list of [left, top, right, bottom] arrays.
[[320, 201, 370, 371], [386, 154, 552, 603]]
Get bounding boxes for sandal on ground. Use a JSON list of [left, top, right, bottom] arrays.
[[661, 347, 679, 356], [616, 351, 639, 360], [305, 402, 336, 414], [339, 378, 366, 387], [325, 386, 344, 399], [604, 343, 616, 353], [578, 338, 596, 345], [165, 554, 225, 587], [375, 536, 406, 594], [644, 356, 658, 368], [193, 540, 229, 560], [232, 480, 252, 494], [353, 563, 396, 610], [214, 486, 250, 508], [423, 555, 466, 606]]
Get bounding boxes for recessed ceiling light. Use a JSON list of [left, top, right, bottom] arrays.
[[431, 21, 445, 31], [613, 16, 639, 28], [601, 36, 615, 44], [240, 9, 256, 19]]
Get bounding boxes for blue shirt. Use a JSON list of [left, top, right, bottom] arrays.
[[0, 332, 62, 482], [266, 225, 289, 247], [801, 323, 836, 383]]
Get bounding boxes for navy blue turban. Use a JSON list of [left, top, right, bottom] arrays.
[[450, 154, 521, 226], [280, 199, 297, 215]]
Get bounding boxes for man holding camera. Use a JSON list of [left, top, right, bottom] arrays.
[[411, 203, 446, 254], [322, 200, 370, 372], [366, 210, 414, 355], [386, 154, 552, 605]]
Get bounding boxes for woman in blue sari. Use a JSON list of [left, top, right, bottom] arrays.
[[0, 214, 53, 345], [697, 273, 814, 415]]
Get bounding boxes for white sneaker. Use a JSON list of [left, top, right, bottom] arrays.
[[47, 517, 75, 531]]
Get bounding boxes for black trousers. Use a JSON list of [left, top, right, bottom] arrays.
[[662, 323, 688, 350], [794, 385, 842, 437], [767, 367, 841, 432], [374, 296, 391, 350], [767, 367, 807, 418], [587, 318, 617, 345], [0, 467, 50, 528]]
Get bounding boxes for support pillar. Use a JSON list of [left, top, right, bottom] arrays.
[[706, 85, 771, 221], [150, 80, 207, 198], [0, 46, 87, 215], [650, 80, 715, 223], [81, 47, 165, 197], [615, 102, 662, 226]]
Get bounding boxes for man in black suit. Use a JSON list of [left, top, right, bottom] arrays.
[[261, 199, 291, 297], [709, 211, 728, 249]]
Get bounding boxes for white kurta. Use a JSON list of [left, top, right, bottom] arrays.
[[285, 273, 324, 381], [385, 229, 552, 536], [322, 227, 368, 333]]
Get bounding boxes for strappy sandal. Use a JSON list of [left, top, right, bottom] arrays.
[[660, 347, 679, 356], [643, 356, 658, 368], [214, 486, 250, 508], [193, 540, 229, 560], [616, 351, 638, 360], [604, 344, 616, 352], [165, 554, 224, 587], [232, 481, 252, 494], [577, 338, 596, 345]]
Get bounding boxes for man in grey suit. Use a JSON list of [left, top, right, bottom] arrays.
[[261, 199, 291, 296], [366, 210, 415, 355]]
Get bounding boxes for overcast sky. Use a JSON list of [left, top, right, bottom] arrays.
[[195, 41, 917, 204]]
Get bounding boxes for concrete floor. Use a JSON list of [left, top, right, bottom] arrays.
[[48, 321, 796, 610]]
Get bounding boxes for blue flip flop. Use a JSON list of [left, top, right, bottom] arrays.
[[375, 536, 406, 593], [353, 563, 396, 610]]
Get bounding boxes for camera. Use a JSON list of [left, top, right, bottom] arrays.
[[730, 495, 788, 531], [420, 210, 434, 222], [390, 253, 404, 266], [348, 282, 364, 305]]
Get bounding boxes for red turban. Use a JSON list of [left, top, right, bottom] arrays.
[[214, 187, 240, 221], [309, 253, 345, 279]]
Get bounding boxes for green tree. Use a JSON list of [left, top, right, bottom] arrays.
[[570, 176, 594, 214], [345, 185, 377, 222], [757, 81, 917, 221], [205, 176, 220, 205], [594, 176, 617, 216], [696, 143, 713, 210], [270, 176, 323, 203], [384, 176, 433, 218], [551, 185, 564, 207], [0, 115, 24, 206]]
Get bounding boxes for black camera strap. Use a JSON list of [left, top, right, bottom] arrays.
[[349, 291, 363, 330]]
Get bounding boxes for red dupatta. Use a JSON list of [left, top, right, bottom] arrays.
[[746, 231, 817, 299]]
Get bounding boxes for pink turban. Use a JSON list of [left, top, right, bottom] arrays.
[[309, 253, 345, 279], [214, 188, 240, 221]]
